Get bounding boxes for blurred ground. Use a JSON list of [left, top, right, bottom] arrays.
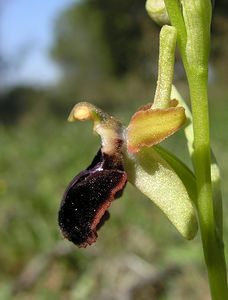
[[0, 1, 228, 299]]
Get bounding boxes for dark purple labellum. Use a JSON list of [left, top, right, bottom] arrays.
[[58, 149, 127, 248]]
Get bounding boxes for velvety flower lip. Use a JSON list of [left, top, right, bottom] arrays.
[[58, 149, 127, 248]]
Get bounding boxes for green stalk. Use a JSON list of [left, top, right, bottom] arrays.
[[171, 85, 224, 237], [164, 1, 228, 299], [188, 68, 228, 300], [163, 0, 187, 65]]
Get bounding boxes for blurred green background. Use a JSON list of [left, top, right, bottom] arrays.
[[1, 1, 228, 299]]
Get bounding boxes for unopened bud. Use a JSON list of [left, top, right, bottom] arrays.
[[146, 0, 170, 26]]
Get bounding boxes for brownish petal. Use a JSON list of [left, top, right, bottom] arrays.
[[127, 107, 186, 153]]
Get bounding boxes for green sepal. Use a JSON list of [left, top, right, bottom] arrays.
[[154, 145, 197, 203], [124, 147, 198, 240]]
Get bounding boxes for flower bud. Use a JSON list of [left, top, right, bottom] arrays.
[[146, 0, 170, 26]]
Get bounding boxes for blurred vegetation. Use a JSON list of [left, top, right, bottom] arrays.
[[1, 0, 228, 299]]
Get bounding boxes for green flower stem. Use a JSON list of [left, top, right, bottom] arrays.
[[153, 25, 177, 109], [163, 0, 187, 65], [188, 67, 228, 300], [164, 1, 228, 299], [171, 85, 224, 237]]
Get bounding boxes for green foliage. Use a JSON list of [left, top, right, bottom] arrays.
[[49, 0, 228, 112], [51, 0, 156, 78], [0, 83, 228, 299], [0, 87, 51, 124], [50, 0, 160, 109], [85, 0, 149, 76], [51, 4, 111, 79], [1, 1, 228, 298]]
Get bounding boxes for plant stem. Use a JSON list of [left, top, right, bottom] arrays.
[[163, 0, 187, 65], [188, 67, 228, 300], [164, 1, 228, 299]]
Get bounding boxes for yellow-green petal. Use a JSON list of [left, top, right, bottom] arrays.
[[127, 106, 186, 153]]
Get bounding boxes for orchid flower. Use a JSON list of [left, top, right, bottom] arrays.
[[58, 99, 197, 247]]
